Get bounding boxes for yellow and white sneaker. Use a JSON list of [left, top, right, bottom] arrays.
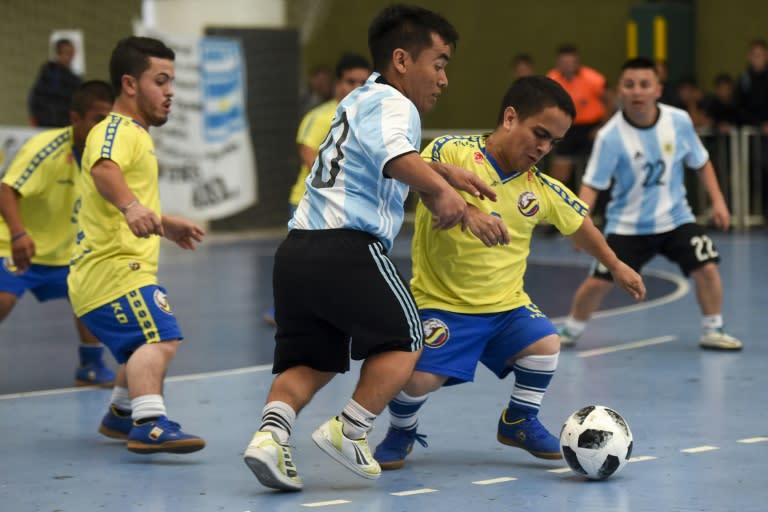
[[311, 417, 381, 479], [244, 431, 303, 491], [699, 330, 743, 351]]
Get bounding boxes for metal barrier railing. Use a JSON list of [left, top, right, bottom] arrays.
[[422, 127, 766, 230]]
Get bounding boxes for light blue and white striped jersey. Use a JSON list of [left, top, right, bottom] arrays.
[[290, 72, 421, 252], [582, 103, 709, 235]]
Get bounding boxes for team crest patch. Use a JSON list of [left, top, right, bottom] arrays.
[[517, 191, 539, 217], [153, 289, 173, 315], [473, 151, 485, 164], [423, 318, 449, 348]]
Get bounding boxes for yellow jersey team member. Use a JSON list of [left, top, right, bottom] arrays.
[[68, 36, 205, 455], [373, 76, 646, 469], [0, 81, 114, 387]]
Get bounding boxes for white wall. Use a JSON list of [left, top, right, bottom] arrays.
[[142, 0, 286, 35]]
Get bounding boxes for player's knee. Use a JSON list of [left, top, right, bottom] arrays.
[[404, 370, 445, 395], [0, 292, 17, 321]]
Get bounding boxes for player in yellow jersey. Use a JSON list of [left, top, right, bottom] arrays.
[[0, 81, 115, 387], [68, 37, 205, 455], [374, 76, 646, 468], [263, 52, 371, 326]]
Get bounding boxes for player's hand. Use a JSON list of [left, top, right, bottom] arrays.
[[710, 200, 731, 231], [10, 233, 35, 272], [421, 186, 467, 230], [162, 215, 205, 249], [610, 261, 646, 301], [461, 206, 510, 247], [124, 203, 164, 238], [437, 163, 497, 201]]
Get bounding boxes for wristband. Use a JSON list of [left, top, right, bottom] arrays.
[[11, 230, 27, 242], [120, 200, 139, 213]]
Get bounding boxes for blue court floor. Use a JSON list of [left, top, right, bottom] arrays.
[[1, 228, 766, 512]]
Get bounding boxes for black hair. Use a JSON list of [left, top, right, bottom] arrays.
[[497, 76, 575, 125], [621, 56, 657, 73], [368, 4, 458, 72], [335, 53, 371, 79], [70, 80, 114, 116], [109, 36, 175, 95], [54, 38, 74, 54], [556, 44, 578, 55]]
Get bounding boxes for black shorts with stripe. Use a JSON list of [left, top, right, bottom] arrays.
[[592, 223, 720, 280], [272, 229, 423, 374]]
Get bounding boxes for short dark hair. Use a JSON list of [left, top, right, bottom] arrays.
[[109, 36, 175, 95], [511, 53, 533, 67], [497, 76, 575, 125], [621, 56, 657, 73], [54, 38, 74, 54], [556, 44, 578, 56], [749, 38, 767, 50], [368, 4, 459, 72], [335, 53, 371, 79], [70, 80, 114, 116]]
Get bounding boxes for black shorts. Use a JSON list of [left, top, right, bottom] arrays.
[[592, 223, 720, 280], [272, 229, 423, 374], [552, 122, 600, 159]]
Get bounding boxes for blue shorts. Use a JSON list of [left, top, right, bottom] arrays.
[[416, 304, 557, 386], [80, 285, 183, 364], [0, 257, 68, 301]]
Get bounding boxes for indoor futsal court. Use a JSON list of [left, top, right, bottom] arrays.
[[0, 229, 765, 511]]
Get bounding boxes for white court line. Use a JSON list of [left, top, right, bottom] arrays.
[[472, 477, 517, 485], [547, 467, 572, 474], [629, 455, 657, 463], [681, 445, 719, 453], [738, 437, 768, 444], [391, 488, 438, 496], [302, 499, 351, 507], [0, 364, 272, 401], [577, 335, 677, 358]]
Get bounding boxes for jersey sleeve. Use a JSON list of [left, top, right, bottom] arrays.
[[1, 131, 59, 198], [84, 117, 137, 176], [540, 174, 588, 235], [581, 128, 618, 190], [359, 95, 420, 174], [677, 112, 710, 169]]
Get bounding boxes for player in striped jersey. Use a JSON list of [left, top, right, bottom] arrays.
[[559, 57, 742, 351], [69, 37, 205, 454], [0, 81, 115, 387], [373, 76, 645, 469], [244, 5, 497, 491]]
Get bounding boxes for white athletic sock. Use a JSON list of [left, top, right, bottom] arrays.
[[131, 394, 166, 422], [340, 399, 376, 440], [259, 401, 296, 444], [564, 316, 587, 335], [702, 314, 723, 332], [109, 386, 131, 412]]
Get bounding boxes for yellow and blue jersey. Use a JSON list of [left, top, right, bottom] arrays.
[[68, 112, 162, 317], [0, 127, 79, 265], [411, 134, 588, 314], [289, 99, 338, 206]]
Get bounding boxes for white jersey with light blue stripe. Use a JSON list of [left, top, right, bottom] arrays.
[[290, 72, 421, 252], [582, 103, 709, 235]]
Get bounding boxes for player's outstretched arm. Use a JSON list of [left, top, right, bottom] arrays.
[[696, 161, 731, 231], [0, 184, 35, 271], [385, 152, 467, 229], [91, 159, 163, 238], [428, 162, 497, 202], [161, 215, 205, 250], [569, 216, 646, 301], [461, 204, 510, 247]]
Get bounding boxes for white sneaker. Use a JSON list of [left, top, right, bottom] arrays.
[[311, 417, 381, 479], [558, 326, 581, 347], [244, 431, 303, 491], [699, 330, 743, 351]]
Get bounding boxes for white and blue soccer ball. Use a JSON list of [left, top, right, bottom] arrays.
[[559, 405, 633, 480]]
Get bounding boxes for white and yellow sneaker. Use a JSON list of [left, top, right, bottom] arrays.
[[311, 417, 381, 479], [244, 431, 303, 491], [699, 330, 743, 351]]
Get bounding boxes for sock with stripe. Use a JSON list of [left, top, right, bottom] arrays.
[[259, 401, 296, 444], [563, 316, 587, 337], [702, 314, 723, 333], [506, 353, 559, 421], [387, 390, 429, 431], [340, 399, 376, 440]]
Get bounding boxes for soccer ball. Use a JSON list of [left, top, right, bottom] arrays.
[[559, 405, 633, 480]]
